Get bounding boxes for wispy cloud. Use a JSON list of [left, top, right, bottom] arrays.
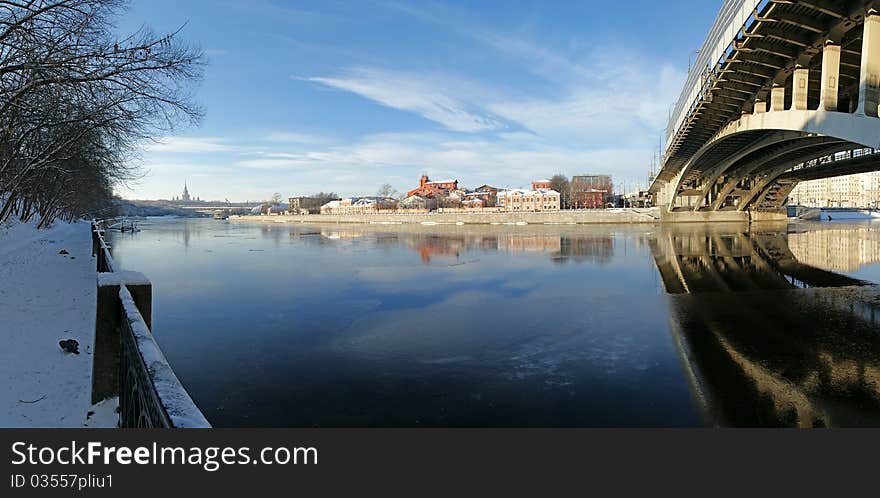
[[302, 68, 506, 133], [146, 137, 246, 154], [263, 132, 334, 144]]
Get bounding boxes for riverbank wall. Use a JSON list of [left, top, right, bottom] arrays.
[[231, 207, 789, 225], [233, 208, 662, 225]]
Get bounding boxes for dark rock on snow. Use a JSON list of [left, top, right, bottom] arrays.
[[59, 339, 80, 354]]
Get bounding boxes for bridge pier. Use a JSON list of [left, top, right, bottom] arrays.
[[820, 42, 840, 112], [858, 11, 880, 117]]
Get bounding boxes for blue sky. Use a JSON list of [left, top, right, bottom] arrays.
[[120, 0, 721, 202]]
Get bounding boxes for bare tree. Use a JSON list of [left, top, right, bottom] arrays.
[[0, 0, 205, 225], [549, 174, 570, 209], [377, 183, 398, 199], [312, 192, 339, 205], [271, 192, 283, 205]]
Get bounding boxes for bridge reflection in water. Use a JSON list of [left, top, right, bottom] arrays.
[[651, 225, 880, 427]]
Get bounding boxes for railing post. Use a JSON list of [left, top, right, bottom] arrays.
[[92, 276, 152, 405], [91, 225, 99, 258], [92, 282, 122, 404]]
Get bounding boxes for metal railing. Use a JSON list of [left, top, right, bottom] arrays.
[[91, 221, 210, 428], [666, 0, 766, 150]]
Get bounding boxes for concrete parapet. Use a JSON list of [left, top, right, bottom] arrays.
[[235, 209, 663, 225]]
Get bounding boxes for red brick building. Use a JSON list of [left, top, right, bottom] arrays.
[[531, 180, 553, 190], [407, 175, 459, 198], [571, 175, 613, 209]]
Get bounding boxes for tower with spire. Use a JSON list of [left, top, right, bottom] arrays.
[[182, 181, 191, 202]]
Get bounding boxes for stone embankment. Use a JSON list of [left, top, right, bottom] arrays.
[[233, 208, 663, 225]]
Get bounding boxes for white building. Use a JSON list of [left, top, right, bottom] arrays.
[[496, 189, 561, 212], [320, 197, 398, 214]]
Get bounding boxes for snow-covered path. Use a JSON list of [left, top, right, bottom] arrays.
[[0, 219, 115, 427]]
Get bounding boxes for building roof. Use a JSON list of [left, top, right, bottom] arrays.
[[498, 188, 560, 196]]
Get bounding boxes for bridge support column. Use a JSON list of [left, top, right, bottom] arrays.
[[793, 65, 809, 111], [770, 84, 786, 112], [820, 42, 840, 111], [753, 99, 766, 114], [858, 11, 880, 117]]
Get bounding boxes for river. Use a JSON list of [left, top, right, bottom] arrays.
[[106, 218, 880, 427]]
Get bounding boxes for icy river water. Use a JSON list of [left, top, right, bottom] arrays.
[[107, 218, 880, 427]]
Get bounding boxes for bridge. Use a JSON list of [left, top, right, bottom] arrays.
[[651, 0, 880, 220], [174, 204, 255, 215]]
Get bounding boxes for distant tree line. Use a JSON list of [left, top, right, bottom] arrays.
[[0, 0, 204, 226]]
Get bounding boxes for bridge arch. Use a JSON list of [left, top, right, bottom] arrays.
[[667, 109, 880, 212]]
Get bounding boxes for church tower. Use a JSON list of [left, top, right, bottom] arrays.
[[182, 181, 191, 202]]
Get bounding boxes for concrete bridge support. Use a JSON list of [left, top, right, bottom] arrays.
[[858, 12, 880, 117]]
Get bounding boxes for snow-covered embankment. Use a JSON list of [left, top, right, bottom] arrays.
[[0, 219, 117, 427]]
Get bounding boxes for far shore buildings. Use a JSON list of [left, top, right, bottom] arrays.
[[172, 182, 200, 203], [789, 171, 880, 208], [399, 194, 436, 211], [288, 196, 325, 214]]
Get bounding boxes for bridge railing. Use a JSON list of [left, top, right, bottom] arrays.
[[91, 222, 211, 428], [667, 0, 767, 152]]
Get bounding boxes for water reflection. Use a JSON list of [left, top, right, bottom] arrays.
[[650, 225, 880, 427], [315, 227, 615, 266], [788, 224, 880, 273], [106, 219, 880, 427]]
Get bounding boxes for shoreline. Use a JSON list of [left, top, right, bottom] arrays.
[[229, 207, 791, 225], [231, 208, 663, 225]]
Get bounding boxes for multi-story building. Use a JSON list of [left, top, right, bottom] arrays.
[[320, 197, 398, 214], [496, 189, 561, 212], [406, 175, 459, 198], [790, 171, 880, 208], [472, 185, 499, 207], [288, 196, 324, 214], [571, 174, 613, 209]]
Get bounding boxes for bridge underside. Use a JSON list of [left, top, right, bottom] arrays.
[[664, 120, 880, 213], [654, 1, 880, 215]]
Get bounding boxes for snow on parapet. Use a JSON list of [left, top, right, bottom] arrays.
[[118, 285, 211, 428], [97, 271, 151, 287]]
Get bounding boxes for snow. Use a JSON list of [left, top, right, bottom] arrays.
[[97, 270, 151, 287], [0, 218, 117, 427], [83, 397, 119, 428], [118, 286, 210, 428]]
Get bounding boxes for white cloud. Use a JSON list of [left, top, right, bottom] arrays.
[[146, 137, 246, 154], [128, 31, 686, 201], [263, 132, 334, 144], [303, 68, 506, 133]]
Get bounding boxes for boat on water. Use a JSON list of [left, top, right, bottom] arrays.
[[213, 210, 229, 220], [106, 218, 141, 232]]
